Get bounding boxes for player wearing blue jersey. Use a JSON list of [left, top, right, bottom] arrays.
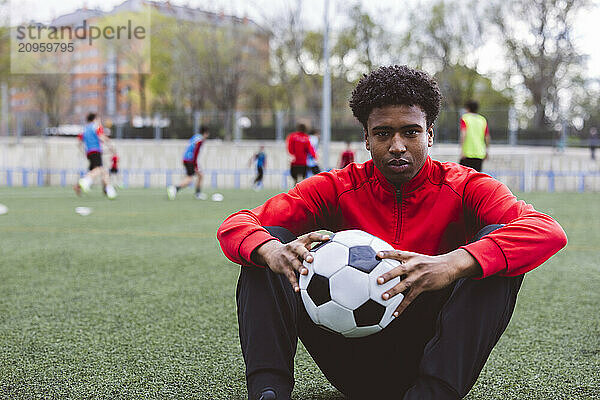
[[74, 113, 117, 199], [249, 146, 267, 190], [167, 126, 210, 200]]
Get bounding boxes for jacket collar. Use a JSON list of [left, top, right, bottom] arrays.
[[372, 156, 432, 194]]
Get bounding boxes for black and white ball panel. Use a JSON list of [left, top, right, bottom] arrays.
[[379, 293, 404, 329], [306, 273, 331, 306], [331, 229, 373, 247], [348, 245, 379, 273], [316, 300, 356, 333], [354, 299, 386, 327], [343, 324, 383, 338], [368, 259, 402, 306], [369, 236, 395, 253], [300, 290, 320, 325], [311, 241, 349, 278], [329, 266, 370, 309]]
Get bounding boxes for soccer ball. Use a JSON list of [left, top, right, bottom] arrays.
[[299, 230, 404, 338], [0, 203, 8, 215], [75, 206, 92, 216], [211, 193, 224, 202]]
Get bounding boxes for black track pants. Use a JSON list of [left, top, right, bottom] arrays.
[[236, 226, 523, 399]]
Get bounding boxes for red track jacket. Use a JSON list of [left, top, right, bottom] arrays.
[[217, 157, 567, 278]]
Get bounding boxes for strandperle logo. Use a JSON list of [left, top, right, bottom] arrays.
[[10, 7, 151, 74], [15, 19, 147, 46]]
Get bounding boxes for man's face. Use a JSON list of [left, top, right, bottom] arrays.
[[365, 104, 433, 186]]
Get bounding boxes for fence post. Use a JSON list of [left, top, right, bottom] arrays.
[[116, 123, 123, 139], [276, 110, 284, 142], [6, 169, 12, 187], [508, 106, 517, 146], [281, 171, 287, 190], [234, 170, 240, 189], [519, 170, 525, 192], [123, 170, 129, 188], [234, 110, 242, 141], [37, 169, 44, 187], [524, 156, 533, 192], [154, 113, 161, 140], [193, 111, 202, 135], [144, 170, 151, 188], [579, 173, 585, 193], [547, 170, 555, 193], [0, 83, 8, 137], [211, 170, 218, 189], [16, 113, 23, 143], [22, 168, 28, 187], [61, 170, 67, 187]]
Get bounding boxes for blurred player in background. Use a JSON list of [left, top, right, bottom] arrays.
[[589, 127, 598, 160], [338, 141, 355, 168], [109, 153, 121, 188], [459, 100, 489, 172], [286, 123, 316, 185], [249, 145, 266, 191], [74, 113, 117, 199], [167, 126, 209, 200], [307, 129, 321, 175]]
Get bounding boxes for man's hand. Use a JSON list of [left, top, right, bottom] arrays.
[[252, 232, 331, 292], [376, 248, 481, 317]]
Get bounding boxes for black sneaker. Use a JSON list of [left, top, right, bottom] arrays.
[[257, 387, 277, 400]]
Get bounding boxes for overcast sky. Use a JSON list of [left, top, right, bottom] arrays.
[[8, 0, 600, 77]]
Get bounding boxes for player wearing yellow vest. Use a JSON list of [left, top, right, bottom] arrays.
[[459, 100, 489, 172]]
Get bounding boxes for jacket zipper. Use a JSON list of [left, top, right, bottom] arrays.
[[394, 189, 402, 243]]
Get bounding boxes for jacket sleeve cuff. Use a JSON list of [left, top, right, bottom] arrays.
[[460, 237, 508, 279], [238, 229, 278, 268]]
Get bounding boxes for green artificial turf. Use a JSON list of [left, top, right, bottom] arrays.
[[0, 187, 598, 399]]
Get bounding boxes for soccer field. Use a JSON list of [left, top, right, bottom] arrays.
[[0, 187, 598, 399]]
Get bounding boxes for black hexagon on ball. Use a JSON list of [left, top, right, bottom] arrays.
[[348, 245, 379, 273], [354, 299, 386, 327], [306, 273, 331, 306]]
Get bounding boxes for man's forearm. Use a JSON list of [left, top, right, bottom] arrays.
[[250, 239, 280, 265], [444, 248, 482, 280]]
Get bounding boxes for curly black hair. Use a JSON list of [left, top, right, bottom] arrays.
[[349, 65, 442, 130]]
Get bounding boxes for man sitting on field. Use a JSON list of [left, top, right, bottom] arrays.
[[217, 65, 567, 400]]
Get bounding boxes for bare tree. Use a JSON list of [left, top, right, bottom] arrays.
[[201, 24, 249, 140], [168, 19, 209, 113], [333, 3, 390, 79], [401, 0, 486, 110], [490, 0, 591, 128], [12, 52, 73, 127], [28, 74, 70, 126], [259, 0, 311, 123]]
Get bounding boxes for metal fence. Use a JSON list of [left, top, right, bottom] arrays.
[[4, 108, 595, 147], [2, 167, 600, 193]]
